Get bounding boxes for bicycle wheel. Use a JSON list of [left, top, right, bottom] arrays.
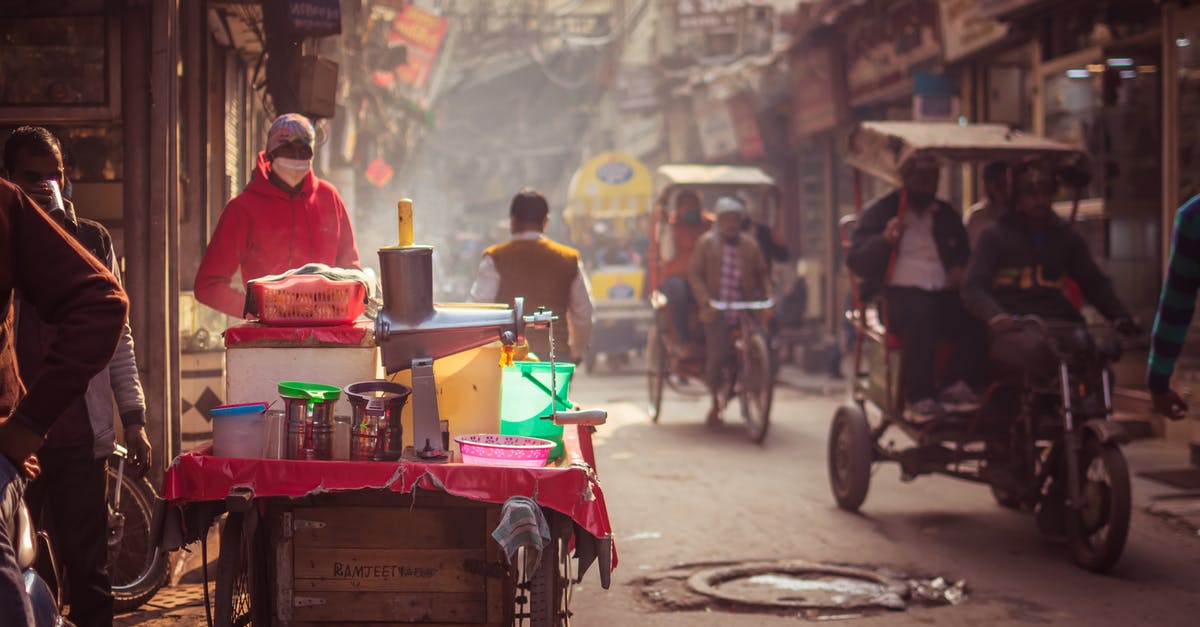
[[646, 325, 666, 423], [738, 329, 773, 444], [107, 467, 169, 613]]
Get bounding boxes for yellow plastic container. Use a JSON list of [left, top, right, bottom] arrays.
[[388, 342, 503, 453]]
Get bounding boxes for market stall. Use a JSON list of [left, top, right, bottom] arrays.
[[158, 200, 615, 626]]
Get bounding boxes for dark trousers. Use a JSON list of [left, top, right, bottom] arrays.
[[24, 444, 112, 627], [662, 276, 694, 344], [884, 286, 984, 403], [704, 318, 735, 396]]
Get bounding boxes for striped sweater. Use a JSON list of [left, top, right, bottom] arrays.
[[1148, 195, 1200, 393]]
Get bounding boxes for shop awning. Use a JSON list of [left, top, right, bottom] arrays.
[[566, 152, 654, 219]]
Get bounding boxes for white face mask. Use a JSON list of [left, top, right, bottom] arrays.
[[273, 157, 312, 187]]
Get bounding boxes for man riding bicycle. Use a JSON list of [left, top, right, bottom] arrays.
[[689, 196, 771, 424], [963, 157, 1137, 379]]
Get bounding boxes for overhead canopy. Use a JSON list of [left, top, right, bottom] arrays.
[[846, 121, 1086, 186], [655, 164, 776, 190], [566, 152, 654, 219]]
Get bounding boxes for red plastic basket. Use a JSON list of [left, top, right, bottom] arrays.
[[249, 275, 366, 326]]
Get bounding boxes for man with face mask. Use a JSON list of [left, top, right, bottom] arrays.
[[847, 155, 984, 423], [659, 190, 712, 353], [963, 157, 1136, 380], [195, 113, 362, 318], [689, 196, 771, 423], [3, 126, 149, 627]]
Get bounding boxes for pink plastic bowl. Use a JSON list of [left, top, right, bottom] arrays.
[[455, 434, 555, 468]]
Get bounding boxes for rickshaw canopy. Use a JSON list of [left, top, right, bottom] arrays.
[[566, 152, 654, 220], [654, 164, 776, 190], [846, 121, 1087, 186]]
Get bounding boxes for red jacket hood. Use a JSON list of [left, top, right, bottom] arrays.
[[247, 151, 316, 200]]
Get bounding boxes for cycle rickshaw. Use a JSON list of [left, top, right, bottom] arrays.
[[827, 121, 1133, 572], [644, 164, 781, 443]]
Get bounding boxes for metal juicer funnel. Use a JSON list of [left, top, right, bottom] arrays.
[[374, 246, 527, 374]]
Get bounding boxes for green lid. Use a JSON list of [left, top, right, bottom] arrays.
[[278, 381, 341, 403]]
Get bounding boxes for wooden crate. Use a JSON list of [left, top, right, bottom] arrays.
[[270, 492, 509, 626]]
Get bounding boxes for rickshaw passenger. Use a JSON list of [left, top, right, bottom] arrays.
[[689, 197, 771, 423], [661, 190, 712, 353], [966, 161, 1009, 249], [847, 155, 984, 423], [963, 158, 1136, 379]]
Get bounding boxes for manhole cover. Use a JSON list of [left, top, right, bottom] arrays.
[[688, 561, 907, 611]]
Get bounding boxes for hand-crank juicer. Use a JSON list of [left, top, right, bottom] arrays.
[[375, 199, 554, 461]]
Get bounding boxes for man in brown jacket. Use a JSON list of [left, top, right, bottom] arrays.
[[470, 188, 594, 362], [0, 176, 128, 625], [689, 196, 771, 423]]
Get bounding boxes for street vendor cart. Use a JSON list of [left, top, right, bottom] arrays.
[[159, 200, 615, 625]]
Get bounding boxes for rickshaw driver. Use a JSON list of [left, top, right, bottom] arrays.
[[847, 154, 984, 424], [689, 196, 771, 424], [962, 158, 1137, 379], [660, 190, 713, 356]]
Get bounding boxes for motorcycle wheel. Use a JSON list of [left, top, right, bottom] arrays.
[[1066, 439, 1131, 573], [107, 467, 169, 613], [828, 405, 873, 511]]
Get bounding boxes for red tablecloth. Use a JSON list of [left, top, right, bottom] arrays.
[[223, 319, 373, 347], [163, 450, 614, 542]]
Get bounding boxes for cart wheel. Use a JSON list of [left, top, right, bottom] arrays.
[[215, 511, 269, 627], [646, 326, 666, 423], [1066, 439, 1131, 573], [738, 330, 773, 445], [990, 484, 1023, 510], [828, 405, 873, 511], [527, 532, 564, 626]]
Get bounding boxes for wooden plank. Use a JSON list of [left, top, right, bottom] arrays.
[[286, 489, 494, 510], [273, 507, 295, 623], [290, 591, 486, 623], [291, 506, 485, 549], [294, 548, 486, 593]]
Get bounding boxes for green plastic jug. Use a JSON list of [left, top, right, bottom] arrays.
[[499, 361, 574, 459]]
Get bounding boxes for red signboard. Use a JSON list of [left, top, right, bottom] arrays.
[[789, 44, 843, 141], [386, 3, 448, 90], [727, 93, 765, 160]]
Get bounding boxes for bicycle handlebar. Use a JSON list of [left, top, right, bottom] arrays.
[[709, 299, 774, 311]]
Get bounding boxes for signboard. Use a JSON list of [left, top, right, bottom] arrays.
[[843, 0, 942, 106], [616, 114, 664, 159], [676, 0, 745, 31], [380, 2, 448, 90], [289, 0, 341, 37], [976, 0, 1043, 20], [727, 93, 765, 160], [938, 0, 1009, 62], [789, 44, 842, 141], [616, 66, 660, 111], [692, 91, 739, 160]]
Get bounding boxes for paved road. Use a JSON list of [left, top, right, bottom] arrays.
[[567, 370, 1200, 626], [116, 367, 1200, 625]]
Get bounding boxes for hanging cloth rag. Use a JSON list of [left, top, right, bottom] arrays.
[[491, 495, 551, 574]]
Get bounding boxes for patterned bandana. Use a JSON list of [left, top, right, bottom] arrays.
[[719, 243, 741, 323], [267, 113, 315, 155]]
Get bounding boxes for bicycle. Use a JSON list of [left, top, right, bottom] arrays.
[[107, 442, 169, 612], [708, 299, 776, 444]]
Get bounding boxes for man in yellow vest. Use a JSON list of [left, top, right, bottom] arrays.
[[471, 188, 594, 362]]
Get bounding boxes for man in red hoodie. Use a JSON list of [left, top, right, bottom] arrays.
[[195, 113, 362, 318]]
